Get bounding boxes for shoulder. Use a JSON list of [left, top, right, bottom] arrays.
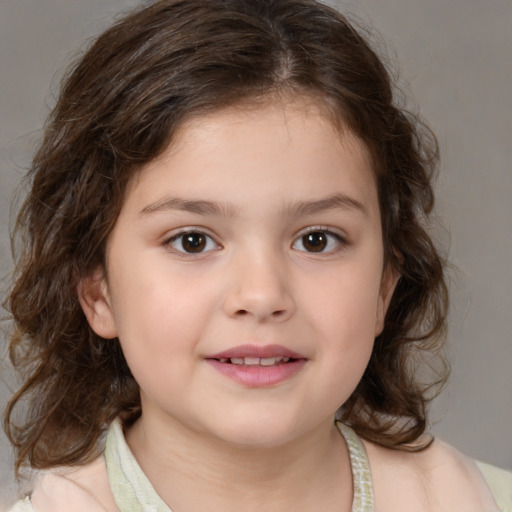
[[363, 437, 503, 512], [6, 457, 118, 512], [476, 461, 512, 512], [5, 497, 33, 512]]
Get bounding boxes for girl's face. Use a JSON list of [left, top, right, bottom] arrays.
[[80, 99, 397, 447]]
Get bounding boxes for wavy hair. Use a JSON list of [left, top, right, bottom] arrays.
[[4, 0, 448, 474]]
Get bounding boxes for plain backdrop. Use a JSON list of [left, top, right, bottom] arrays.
[[1, 0, 511, 504]]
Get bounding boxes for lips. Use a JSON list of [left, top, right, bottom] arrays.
[[218, 356, 291, 366], [207, 344, 305, 361], [206, 344, 307, 387]]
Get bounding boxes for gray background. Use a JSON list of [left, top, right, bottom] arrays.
[[1, 0, 511, 503]]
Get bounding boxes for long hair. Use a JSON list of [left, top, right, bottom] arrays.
[[4, 0, 448, 474]]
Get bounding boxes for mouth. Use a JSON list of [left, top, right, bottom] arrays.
[[205, 345, 307, 387], [215, 356, 294, 366], [207, 344, 305, 361]]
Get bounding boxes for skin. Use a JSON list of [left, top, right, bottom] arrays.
[[79, 98, 400, 512]]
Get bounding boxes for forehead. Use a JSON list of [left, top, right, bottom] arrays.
[[124, 98, 379, 219]]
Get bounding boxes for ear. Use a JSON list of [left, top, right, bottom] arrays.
[[77, 266, 118, 339], [374, 265, 400, 337]]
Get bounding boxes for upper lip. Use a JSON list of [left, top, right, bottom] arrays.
[[207, 344, 306, 360]]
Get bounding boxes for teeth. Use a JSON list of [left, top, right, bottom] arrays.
[[261, 356, 290, 365], [220, 356, 291, 366]]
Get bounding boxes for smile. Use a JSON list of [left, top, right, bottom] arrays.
[[206, 345, 306, 387], [218, 356, 291, 366]]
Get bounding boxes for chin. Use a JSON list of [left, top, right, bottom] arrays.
[[202, 411, 312, 449]]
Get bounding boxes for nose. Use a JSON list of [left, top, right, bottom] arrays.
[[222, 249, 295, 323]]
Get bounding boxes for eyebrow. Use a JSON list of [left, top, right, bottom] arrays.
[[139, 193, 367, 218], [139, 197, 239, 217], [281, 193, 368, 218]]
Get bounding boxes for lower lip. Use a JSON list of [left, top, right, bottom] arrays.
[[206, 359, 306, 387]]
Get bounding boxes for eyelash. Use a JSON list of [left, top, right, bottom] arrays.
[[165, 229, 221, 255], [291, 227, 348, 255], [164, 227, 349, 256]]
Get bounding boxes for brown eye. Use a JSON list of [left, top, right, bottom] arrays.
[[168, 231, 219, 254], [292, 229, 344, 253], [182, 233, 206, 253], [302, 232, 328, 252]]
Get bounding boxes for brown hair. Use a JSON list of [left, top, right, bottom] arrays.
[[4, 0, 448, 474]]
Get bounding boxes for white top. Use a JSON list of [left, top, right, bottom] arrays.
[[6, 419, 511, 512], [104, 419, 374, 512]]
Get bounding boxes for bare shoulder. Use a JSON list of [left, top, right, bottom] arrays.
[[363, 437, 499, 512]]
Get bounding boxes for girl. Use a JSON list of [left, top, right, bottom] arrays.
[[3, 0, 511, 510]]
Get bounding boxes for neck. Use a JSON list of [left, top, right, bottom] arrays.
[[125, 412, 353, 512]]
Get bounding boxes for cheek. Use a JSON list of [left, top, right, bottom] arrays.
[[313, 295, 377, 409], [298, 259, 383, 393], [106, 252, 223, 369], [109, 281, 204, 399], [306, 262, 383, 342]]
